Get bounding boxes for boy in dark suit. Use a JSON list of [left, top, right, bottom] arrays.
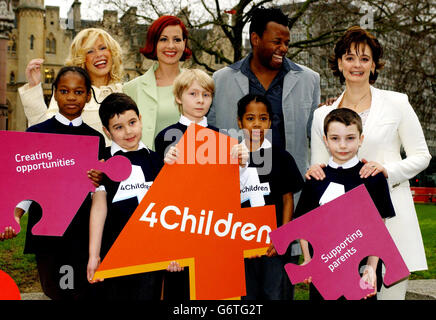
[[294, 108, 396, 300], [87, 93, 163, 300]]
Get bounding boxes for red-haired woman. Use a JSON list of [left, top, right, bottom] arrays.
[[123, 15, 192, 150]]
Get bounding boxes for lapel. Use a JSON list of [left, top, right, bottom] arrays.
[[282, 70, 303, 102], [362, 86, 382, 137], [140, 63, 159, 102], [234, 69, 249, 95], [282, 59, 304, 102]]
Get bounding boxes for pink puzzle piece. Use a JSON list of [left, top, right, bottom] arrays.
[[270, 185, 410, 300], [0, 131, 131, 236]]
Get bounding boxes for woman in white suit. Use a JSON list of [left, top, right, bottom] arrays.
[[307, 26, 431, 300]]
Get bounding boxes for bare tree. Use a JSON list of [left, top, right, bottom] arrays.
[[91, 0, 435, 146]]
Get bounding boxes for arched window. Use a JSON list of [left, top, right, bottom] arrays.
[[51, 38, 56, 54], [8, 35, 17, 54], [46, 34, 56, 54], [46, 38, 50, 53], [9, 72, 15, 84], [30, 35, 35, 50]]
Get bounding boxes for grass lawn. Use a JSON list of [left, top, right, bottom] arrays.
[[0, 204, 434, 298], [409, 204, 436, 280], [0, 215, 41, 292]]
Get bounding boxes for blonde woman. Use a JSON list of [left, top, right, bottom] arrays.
[[19, 28, 124, 145]]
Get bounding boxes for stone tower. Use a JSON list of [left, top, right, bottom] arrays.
[[12, 0, 44, 130], [16, 0, 44, 83]]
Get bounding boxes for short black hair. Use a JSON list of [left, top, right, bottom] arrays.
[[248, 7, 289, 45], [99, 93, 140, 129], [52, 66, 92, 93], [324, 108, 363, 136], [51, 66, 97, 102], [237, 94, 273, 120]]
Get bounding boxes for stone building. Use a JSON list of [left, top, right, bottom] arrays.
[[5, 0, 151, 131]]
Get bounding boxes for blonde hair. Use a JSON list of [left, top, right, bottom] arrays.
[[65, 28, 124, 84], [173, 69, 215, 113]]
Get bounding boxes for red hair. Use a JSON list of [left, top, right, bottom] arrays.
[[140, 15, 192, 61]]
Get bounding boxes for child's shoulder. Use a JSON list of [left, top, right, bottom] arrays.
[[270, 143, 297, 162], [79, 122, 104, 137], [207, 124, 220, 132], [26, 117, 56, 133], [363, 170, 389, 189], [155, 122, 185, 140]]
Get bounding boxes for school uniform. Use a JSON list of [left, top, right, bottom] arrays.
[[19, 82, 123, 146], [294, 156, 396, 300], [154, 115, 219, 160], [153, 115, 219, 300], [24, 113, 106, 300], [240, 139, 304, 300], [96, 141, 164, 300]]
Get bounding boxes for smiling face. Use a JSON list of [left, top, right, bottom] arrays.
[[323, 121, 363, 164], [156, 25, 186, 66], [85, 36, 113, 85], [54, 71, 91, 121], [252, 21, 290, 70], [338, 42, 375, 85], [238, 101, 271, 149], [104, 110, 143, 151], [176, 80, 213, 123]]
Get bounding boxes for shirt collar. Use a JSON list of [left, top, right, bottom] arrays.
[[110, 141, 149, 156], [232, 52, 297, 73], [328, 156, 359, 169], [55, 112, 83, 126], [179, 114, 208, 127], [244, 138, 272, 152]]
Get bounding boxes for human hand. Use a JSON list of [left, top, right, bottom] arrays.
[[360, 159, 388, 179], [266, 244, 277, 257], [87, 256, 104, 283], [300, 258, 312, 284], [164, 146, 179, 164], [166, 261, 184, 272], [318, 96, 337, 107], [305, 163, 326, 180], [0, 227, 18, 241], [0, 209, 22, 241], [360, 265, 377, 299], [231, 142, 249, 167], [25, 58, 44, 88], [87, 169, 104, 187]]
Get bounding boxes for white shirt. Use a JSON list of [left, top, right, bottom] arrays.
[[95, 141, 150, 193], [328, 156, 359, 169], [110, 141, 149, 156], [54, 113, 83, 127], [178, 115, 208, 127]]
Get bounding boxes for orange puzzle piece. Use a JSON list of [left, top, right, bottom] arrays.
[[94, 124, 277, 300]]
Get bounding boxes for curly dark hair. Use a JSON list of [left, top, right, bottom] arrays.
[[329, 26, 385, 84]]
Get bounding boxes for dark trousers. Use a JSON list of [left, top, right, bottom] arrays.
[[35, 253, 90, 300], [100, 271, 163, 300], [163, 268, 190, 300], [242, 255, 295, 300]]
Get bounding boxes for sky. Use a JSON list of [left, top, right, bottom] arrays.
[[44, 0, 103, 20]]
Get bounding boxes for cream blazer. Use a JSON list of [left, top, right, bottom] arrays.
[[123, 62, 181, 150], [18, 82, 123, 146], [311, 85, 431, 272]]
